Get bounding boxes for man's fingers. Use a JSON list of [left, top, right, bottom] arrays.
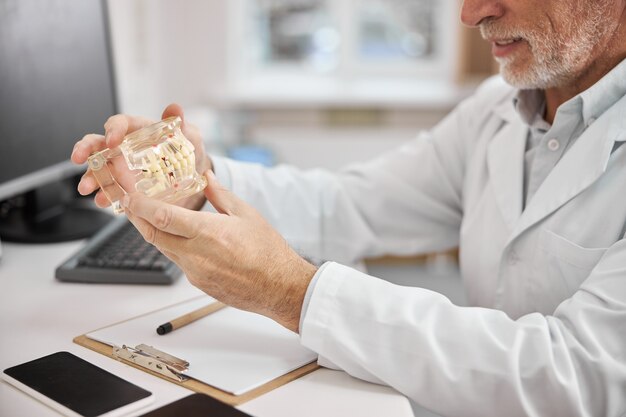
[[77, 171, 98, 195], [94, 190, 111, 208], [126, 211, 184, 257], [162, 103, 184, 124], [103, 107, 185, 151], [203, 170, 243, 216], [72, 134, 106, 164], [124, 193, 198, 238], [162, 103, 199, 149], [103, 114, 154, 148]]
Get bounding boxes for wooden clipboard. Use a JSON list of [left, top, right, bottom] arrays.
[[73, 298, 319, 405]]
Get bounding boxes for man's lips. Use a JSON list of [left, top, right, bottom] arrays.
[[489, 38, 524, 58], [494, 38, 522, 46]]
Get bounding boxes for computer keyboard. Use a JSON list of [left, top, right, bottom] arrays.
[[55, 217, 182, 285]]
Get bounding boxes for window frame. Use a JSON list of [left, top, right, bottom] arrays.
[[226, 0, 461, 104]]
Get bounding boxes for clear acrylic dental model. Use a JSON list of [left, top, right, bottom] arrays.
[[88, 116, 207, 214]]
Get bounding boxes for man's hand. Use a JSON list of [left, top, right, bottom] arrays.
[[71, 103, 212, 211], [123, 170, 318, 333]]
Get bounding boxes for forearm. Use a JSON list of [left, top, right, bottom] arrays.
[[210, 153, 463, 266], [211, 156, 376, 264]]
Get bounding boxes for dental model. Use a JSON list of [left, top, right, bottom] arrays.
[[88, 116, 207, 214]]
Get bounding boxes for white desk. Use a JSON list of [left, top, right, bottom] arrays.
[[0, 240, 413, 417]]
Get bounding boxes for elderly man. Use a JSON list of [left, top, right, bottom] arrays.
[[73, 0, 626, 415]]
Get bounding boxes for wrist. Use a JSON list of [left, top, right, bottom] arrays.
[[273, 257, 318, 333]]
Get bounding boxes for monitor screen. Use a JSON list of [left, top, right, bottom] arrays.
[[0, 0, 117, 243], [0, 0, 117, 200]]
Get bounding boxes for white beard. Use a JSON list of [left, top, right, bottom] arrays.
[[480, 0, 614, 89]]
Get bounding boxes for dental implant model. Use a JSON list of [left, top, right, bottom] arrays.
[[88, 117, 207, 214]]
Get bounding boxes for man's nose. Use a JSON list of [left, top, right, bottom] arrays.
[[460, 0, 504, 27]]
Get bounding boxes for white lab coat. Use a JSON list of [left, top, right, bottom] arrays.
[[212, 76, 626, 417]]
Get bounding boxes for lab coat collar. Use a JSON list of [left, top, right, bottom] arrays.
[[580, 57, 626, 127], [493, 95, 519, 124], [508, 92, 626, 244], [487, 115, 527, 231]]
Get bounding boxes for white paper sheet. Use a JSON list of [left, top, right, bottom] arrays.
[[87, 296, 317, 395]]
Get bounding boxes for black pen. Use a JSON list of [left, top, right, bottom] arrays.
[[156, 302, 226, 335]]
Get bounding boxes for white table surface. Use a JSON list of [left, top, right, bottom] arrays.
[[0, 239, 413, 417]]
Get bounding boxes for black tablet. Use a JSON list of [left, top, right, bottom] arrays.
[[2, 351, 153, 417]]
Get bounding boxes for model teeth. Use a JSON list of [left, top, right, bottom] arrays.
[[87, 117, 207, 214], [136, 135, 197, 197]]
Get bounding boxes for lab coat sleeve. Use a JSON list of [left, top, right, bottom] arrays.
[[300, 242, 626, 417], [209, 95, 482, 264]]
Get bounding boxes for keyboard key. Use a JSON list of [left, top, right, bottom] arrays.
[[151, 259, 169, 270], [121, 259, 137, 268], [136, 258, 153, 270]]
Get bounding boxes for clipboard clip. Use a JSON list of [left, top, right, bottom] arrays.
[[113, 344, 189, 382]]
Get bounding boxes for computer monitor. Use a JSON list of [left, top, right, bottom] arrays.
[[0, 0, 116, 243]]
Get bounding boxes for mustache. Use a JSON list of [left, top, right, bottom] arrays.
[[479, 21, 529, 41]]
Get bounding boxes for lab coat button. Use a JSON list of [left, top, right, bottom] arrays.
[[547, 138, 560, 151]]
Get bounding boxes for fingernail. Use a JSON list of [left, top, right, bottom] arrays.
[[122, 194, 130, 208]]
